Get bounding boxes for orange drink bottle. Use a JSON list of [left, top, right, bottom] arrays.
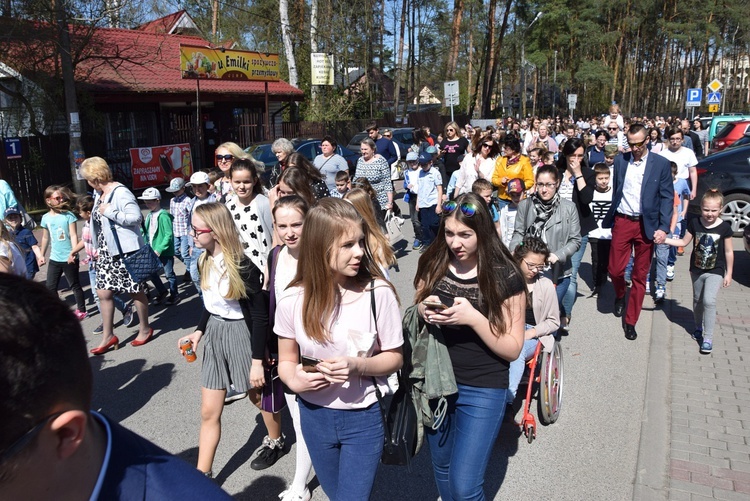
[[180, 339, 197, 363]]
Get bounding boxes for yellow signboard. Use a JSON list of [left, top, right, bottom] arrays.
[[180, 45, 280, 81], [708, 104, 719, 113], [311, 53, 334, 86]]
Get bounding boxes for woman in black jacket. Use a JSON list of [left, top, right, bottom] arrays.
[[556, 138, 597, 332]]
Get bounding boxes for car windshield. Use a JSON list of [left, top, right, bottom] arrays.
[[248, 144, 276, 164], [348, 133, 368, 147]]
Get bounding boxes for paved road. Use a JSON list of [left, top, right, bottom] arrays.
[[42, 203, 747, 500]]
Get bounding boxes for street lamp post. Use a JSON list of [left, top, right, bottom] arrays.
[[521, 12, 543, 119]]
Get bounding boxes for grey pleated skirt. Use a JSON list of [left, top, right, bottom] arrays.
[[201, 315, 253, 392]]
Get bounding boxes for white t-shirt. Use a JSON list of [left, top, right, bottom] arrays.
[[0, 241, 28, 277], [275, 280, 403, 409], [658, 147, 697, 180]]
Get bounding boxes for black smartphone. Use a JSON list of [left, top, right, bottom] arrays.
[[300, 355, 322, 372], [422, 299, 448, 311]]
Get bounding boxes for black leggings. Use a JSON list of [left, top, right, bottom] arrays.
[[46, 258, 85, 311]]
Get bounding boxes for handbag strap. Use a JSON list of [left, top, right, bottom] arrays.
[[369, 281, 392, 450], [107, 186, 148, 255]]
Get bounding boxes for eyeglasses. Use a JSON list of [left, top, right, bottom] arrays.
[[447, 128, 455, 132], [215, 154, 233, 162], [50, 196, 65, 201], [442, 200, 477, 217], [383, 134, 392, 138], [607, 127, 619, 131], [628, 139, 648, 148], [190, 225, 213, 236], [523, 259, 547, 272], [536, 182, 557, 189], [0, 411, 64, 463], [482, 143, 493, 148]]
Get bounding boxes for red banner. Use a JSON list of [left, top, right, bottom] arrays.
[[129, 144, 193, 190]]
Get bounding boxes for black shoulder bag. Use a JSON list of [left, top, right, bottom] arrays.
[[370, 282, 418, 468]]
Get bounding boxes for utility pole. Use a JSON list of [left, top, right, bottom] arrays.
[[55, 0, 86, 194], [521, 12, 542, 119]]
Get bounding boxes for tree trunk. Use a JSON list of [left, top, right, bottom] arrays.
[[54, 0, 86, 194], [483, 0, 512, 117], [310, 0, 319, 104], [445, 0, 464, 79], [279, 0, 298, 89], [211, 0, 219, 43], [480, 0, 496, 117], [392, 0, 407, 118]]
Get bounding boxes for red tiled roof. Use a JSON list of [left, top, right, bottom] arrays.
[[0, 16, 304, 101]]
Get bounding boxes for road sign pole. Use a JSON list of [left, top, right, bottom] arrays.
[[450, 102, 454, 122]]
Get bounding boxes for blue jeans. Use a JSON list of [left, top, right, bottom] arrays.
[[189, 246, 204, 296], [420, 205, 440, 246], [88, 264, 127, 313], [562, 234, 588, 319], [553, 275, 571, 319], [298, 399, 383, 501], [426, 383, 509, 501], [508, 337, 540, 398], [668, 221, 683, 266], [159, 255, 177, 297], [650, 243, 669, 287], [174, 235, 190, 265]]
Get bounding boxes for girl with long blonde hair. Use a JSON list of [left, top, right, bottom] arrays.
[[177, 202, 270, 478], [276, 198, 403, 500]]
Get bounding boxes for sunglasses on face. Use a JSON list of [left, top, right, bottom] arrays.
[[216, 154, 233, 162], [628, 139, 648, 148], [442, 200, 477, 217], [482, 143, 493, 148], [447, 128, 455, 132]]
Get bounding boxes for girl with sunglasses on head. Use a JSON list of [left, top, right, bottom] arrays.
[[415, 192, 526, 500], [510, 165, 581, 334], [214, 142, 246, 203], [177, 203, 271, 479]]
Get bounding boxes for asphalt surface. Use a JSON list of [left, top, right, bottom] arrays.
[[49, 198, 660, 500]]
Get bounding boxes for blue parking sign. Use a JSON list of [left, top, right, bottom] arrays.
[[4, 138, 21, 160], [686, 88, 702, 106]]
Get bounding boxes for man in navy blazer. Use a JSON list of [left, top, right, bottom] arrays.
[[603, 123, 674, 340], [0, 275, 231, 500]]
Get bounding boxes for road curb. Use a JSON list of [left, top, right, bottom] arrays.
[[632, 297, 672, 500]]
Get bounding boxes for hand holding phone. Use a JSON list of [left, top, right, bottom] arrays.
[[300, 355, 322, 373], [422, 299, 448, 311]]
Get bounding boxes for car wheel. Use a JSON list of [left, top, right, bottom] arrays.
[[721, 193, 750, 237]]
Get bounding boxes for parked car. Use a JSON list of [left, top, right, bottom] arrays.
[[689, 144, 750, 236], [745, 223, 750, 255], [707, 114, 750, 144], [710, 120, 750, 153], [245, 138, 359, 176], [346, 127, 416, 159], [725, 132, 750, 150]]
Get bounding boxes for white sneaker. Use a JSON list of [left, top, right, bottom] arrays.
[[666, 265, 675, 281], [279, 487, 311, 501]]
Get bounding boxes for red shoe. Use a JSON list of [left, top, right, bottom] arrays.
[[130, 328, 154, 347], [90, 336, 119, 355]]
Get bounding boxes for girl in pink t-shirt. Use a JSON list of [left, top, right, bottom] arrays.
[[275, 198, 403, 501]]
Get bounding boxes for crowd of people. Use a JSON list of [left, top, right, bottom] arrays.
[[0, 108, 736, 500]]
